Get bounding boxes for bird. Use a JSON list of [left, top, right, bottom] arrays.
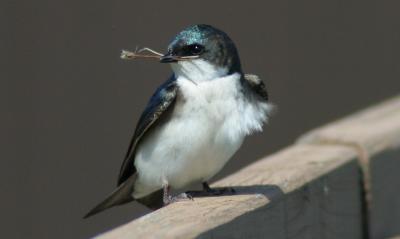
[[84, 24, 273, 218]]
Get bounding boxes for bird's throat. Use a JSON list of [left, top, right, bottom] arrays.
[[171, 59, 228, 83]]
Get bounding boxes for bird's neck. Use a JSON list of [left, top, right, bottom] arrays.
[[171, 59, 230, 84]]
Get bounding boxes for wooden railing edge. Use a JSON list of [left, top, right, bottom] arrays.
[[95, 94, 400, 239]]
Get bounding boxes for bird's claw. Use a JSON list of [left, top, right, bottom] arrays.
[[163, 193, 194, 206]]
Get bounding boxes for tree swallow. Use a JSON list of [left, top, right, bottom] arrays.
[[84, 24, 272, 218]]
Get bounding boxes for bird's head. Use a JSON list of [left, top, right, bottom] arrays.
[[160, 24, 242, 81]]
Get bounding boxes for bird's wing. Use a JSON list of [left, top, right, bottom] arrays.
[[243, 74, 269, 101], [117, 75, 178, 185]]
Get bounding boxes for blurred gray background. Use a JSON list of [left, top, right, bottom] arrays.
[[2, 0, 400, 238]]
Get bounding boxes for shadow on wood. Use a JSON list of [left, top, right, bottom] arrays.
[[197, 161, 363, 239], [371, 149, 400, 239]]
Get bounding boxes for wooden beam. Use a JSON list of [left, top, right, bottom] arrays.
[[95, 94, 400, 239]]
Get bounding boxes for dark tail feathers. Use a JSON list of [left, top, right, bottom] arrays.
[[83, 174, 137, 219]]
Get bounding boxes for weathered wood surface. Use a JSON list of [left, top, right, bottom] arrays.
[[95, 95, 400, 239], [370, 149, 400, 238], [297, 94, 400, 239], [298, 95, 400, 154]]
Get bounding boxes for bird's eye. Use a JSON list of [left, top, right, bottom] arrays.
[[186, 44, 204, 55]]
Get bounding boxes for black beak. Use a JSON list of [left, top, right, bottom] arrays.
[[160, 53, 178, 63]]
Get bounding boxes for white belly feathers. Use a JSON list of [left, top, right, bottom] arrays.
[[132, 61, 271, 198]]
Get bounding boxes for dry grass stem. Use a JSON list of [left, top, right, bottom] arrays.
[[120, 47, 163, 60]]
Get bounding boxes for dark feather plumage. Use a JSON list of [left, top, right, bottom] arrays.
[[118, 75, 178, 185], [243, 74, 269, 101], [84, 76, 178, 218]]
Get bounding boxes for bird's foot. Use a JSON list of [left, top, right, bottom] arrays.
[[163, 193, 193, 206]]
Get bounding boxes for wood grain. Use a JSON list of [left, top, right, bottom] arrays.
[[298, 95, 400, 154]]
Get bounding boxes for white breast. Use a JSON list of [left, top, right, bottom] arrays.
[[132, 60, 272, 198]]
